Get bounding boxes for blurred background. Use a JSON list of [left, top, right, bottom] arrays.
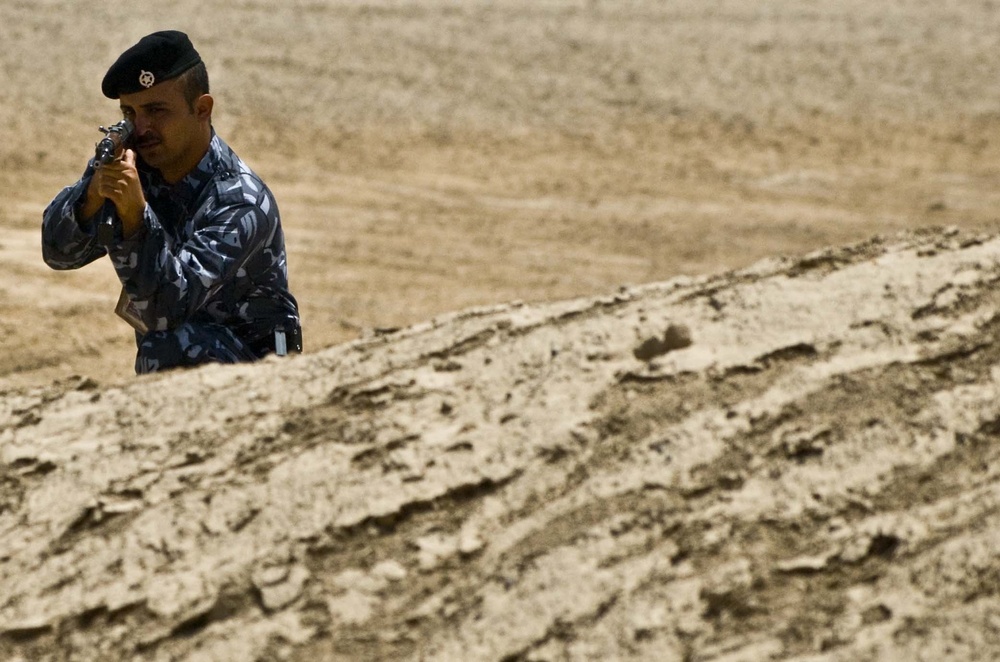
[[3, 0, 1000, 388]]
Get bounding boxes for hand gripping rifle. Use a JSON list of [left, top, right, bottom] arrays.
[[92, 118, 135, 246]]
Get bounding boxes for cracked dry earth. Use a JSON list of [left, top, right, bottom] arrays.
[[3, 228, 1000, 661]]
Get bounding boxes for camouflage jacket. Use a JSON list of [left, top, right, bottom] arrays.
[[42, 131, 300, 353]]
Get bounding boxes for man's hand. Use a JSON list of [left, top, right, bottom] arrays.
[[83, 149, 146, 239]]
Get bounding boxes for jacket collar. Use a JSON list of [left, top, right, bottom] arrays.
[[139, 130, 225, 206]]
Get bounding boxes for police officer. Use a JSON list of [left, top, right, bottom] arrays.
[[42, 30, 301, 374]]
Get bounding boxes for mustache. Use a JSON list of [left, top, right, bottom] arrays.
[[134, 134, 161, 147]]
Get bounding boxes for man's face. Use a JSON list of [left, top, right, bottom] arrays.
[[119, 77, 209, 181]]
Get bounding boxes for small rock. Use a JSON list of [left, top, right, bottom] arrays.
[[633, 324, 693, 361], [415, 534, 459, 570], [701, 557, 753, 598], [459, 528, 485, 556], [257, 565, 310, 612], [371, 560, 408, 583], [333, 568, 387, 594], [253, 565, 290, 588], [74, 377, 100, 391], [100, 499, 144, 515], [860, 603, 893, 625], [326, 590, 376, 625], [146, 575, 218, 620], [775, 555, 829, 573]]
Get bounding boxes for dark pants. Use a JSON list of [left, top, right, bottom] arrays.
[[135, 322, 258, 374]]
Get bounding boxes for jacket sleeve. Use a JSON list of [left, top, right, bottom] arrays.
[[40, 164, 108, 270], [106, 179, 277, 333]]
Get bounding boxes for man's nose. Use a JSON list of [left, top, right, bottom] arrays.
[[133, 114, 153, 135]]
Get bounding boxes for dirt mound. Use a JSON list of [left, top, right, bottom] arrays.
[[3, 227, 1000, 661]]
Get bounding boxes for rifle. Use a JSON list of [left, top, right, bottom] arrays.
[[92, 118, 135, 246]]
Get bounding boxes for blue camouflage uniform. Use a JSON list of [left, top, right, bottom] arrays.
[[42, 131, 301, 374]]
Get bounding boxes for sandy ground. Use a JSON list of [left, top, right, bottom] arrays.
[[4, 2, 1000, 660], [3, 0, 1000, 387], [4, 229, 1000, 661]]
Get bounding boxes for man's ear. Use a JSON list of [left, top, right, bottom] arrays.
[[195, 94, 214, 122]]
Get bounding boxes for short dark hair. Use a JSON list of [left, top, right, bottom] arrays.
[[179, 61, 210, 110]]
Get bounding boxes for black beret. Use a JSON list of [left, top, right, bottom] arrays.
[[101, 30, 202, 99]]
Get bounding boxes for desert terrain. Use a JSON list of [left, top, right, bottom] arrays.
[[3, 1, 1000, 660]]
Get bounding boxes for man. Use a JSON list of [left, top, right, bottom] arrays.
[[42, 30, 301, 374]]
